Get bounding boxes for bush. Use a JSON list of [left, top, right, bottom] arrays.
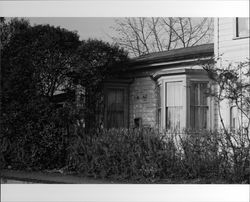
[[67, 128, 249, 183], [0, 100, 78, 170], [171, 130, 250, 183], [1, 113, 249, 183], [67, 128, 178, 182]]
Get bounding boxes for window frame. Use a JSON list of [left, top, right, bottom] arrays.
[[234, 17, 250, 39], [158, 73, 214, 131], [158, 74, 186, 131], [104, 83, 129, 129], [230, 105, 238, 131], [156, 82, 162, 130], [189, 81, 209, 130], [165, 81, 184, 131]]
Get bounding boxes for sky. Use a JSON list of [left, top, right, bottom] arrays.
[[28, 17, 118, 43]]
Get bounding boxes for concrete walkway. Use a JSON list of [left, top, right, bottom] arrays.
[[0, 169, 118, 184]]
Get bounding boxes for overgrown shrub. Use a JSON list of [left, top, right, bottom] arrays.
[[169, 130, 250, 183], [67, 128, 178, 182], [0, 100, 78, 170], [1, 117, 249, 183], [67, 128, 249, 183]]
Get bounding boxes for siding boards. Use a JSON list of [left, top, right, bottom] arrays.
[[216, 18, 249, 128], [218, 18, 249, 62]]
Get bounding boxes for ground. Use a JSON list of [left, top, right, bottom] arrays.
[[0, 169, 229, 184]]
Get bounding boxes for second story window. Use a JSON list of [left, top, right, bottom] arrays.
[[236, 17, 249, 38]]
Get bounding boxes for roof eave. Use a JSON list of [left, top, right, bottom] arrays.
[[127, 55, 214, 71]]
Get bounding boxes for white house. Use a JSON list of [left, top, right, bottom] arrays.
[[104, 44, 216, 130], [214, 17, 250, 130]]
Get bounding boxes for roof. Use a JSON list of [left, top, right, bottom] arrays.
[[128, 43, 214, 70]]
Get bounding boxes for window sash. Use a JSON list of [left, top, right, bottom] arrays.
[[236, 17, 250, 37], [190, 106, 208, 129], [230, 106, 238, 131], [166, 106, 183, 130], [165, 82, 183, 130], [190, 82, 208, 129], [157, 84, 162, 129], [107, 88, 125, 128]]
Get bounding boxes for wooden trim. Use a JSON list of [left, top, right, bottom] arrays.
[[104, 78, 134, 85], [152, 68, 207, 80], [128, 57, 213, 72]]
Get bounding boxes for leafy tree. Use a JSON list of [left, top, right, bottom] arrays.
[[2, 22, 80, 106], [70, 39, 129, 130], [1, 19, 80, 169], [1, 17, 30, 50]]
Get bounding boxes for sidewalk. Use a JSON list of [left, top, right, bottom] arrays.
[[0, 169, 117, 184]]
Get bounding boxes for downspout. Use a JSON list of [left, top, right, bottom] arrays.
[[217, 18, 220, 130], [215, 18, 221, 130]]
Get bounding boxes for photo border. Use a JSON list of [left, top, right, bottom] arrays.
[[0, 1, 249, 202]]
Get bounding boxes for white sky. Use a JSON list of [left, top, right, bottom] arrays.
[[28, 17, 118, 43]]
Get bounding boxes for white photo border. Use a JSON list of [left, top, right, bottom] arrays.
[[0, 0, 249, 17], [0, 1, 249, 202]]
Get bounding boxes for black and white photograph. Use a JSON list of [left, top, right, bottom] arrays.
[[0, 1, 249, 202]]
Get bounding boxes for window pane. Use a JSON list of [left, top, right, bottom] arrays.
[[200, 83, 208, 105], [166, 106, 182, 130], [107, 89, 124, 128], [158, 108, 161, 129], [230, 106, 238, 130], [190, 83, 208, 129], [166, 82, 182, 106], [237, 17, 250, 37], [190, 83, 198, 106], [166, 82, 182, 130], [157, 84, 162, 129], [200, 106, 208, 129]]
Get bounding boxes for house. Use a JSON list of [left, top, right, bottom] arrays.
[[103, 17, 249, 131], [103, 43, 216, 131], [214, 17, 249, 130]]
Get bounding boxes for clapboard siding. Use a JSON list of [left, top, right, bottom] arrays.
[[216, 18, 250, 62], [215, 18, 249, 129]]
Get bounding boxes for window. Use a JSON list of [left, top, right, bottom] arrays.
[[157, 84, 162, 129], [165, 82, 183, 130], [230, 106, 238, 131], [106, 88, 125, 128], [190, 83, 208, 129], [236, 17, 249, 38], [157, 71, 213, 131]]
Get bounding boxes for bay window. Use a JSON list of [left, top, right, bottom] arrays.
[[157, 71, 212, 131]]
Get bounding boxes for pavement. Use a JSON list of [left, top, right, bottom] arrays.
[[0, 169, 117, 184]]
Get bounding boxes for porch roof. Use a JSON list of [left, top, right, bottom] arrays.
[[127, 43, 214, 70]]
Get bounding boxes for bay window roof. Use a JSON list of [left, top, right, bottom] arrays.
[[127, 43, 214, 71]]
